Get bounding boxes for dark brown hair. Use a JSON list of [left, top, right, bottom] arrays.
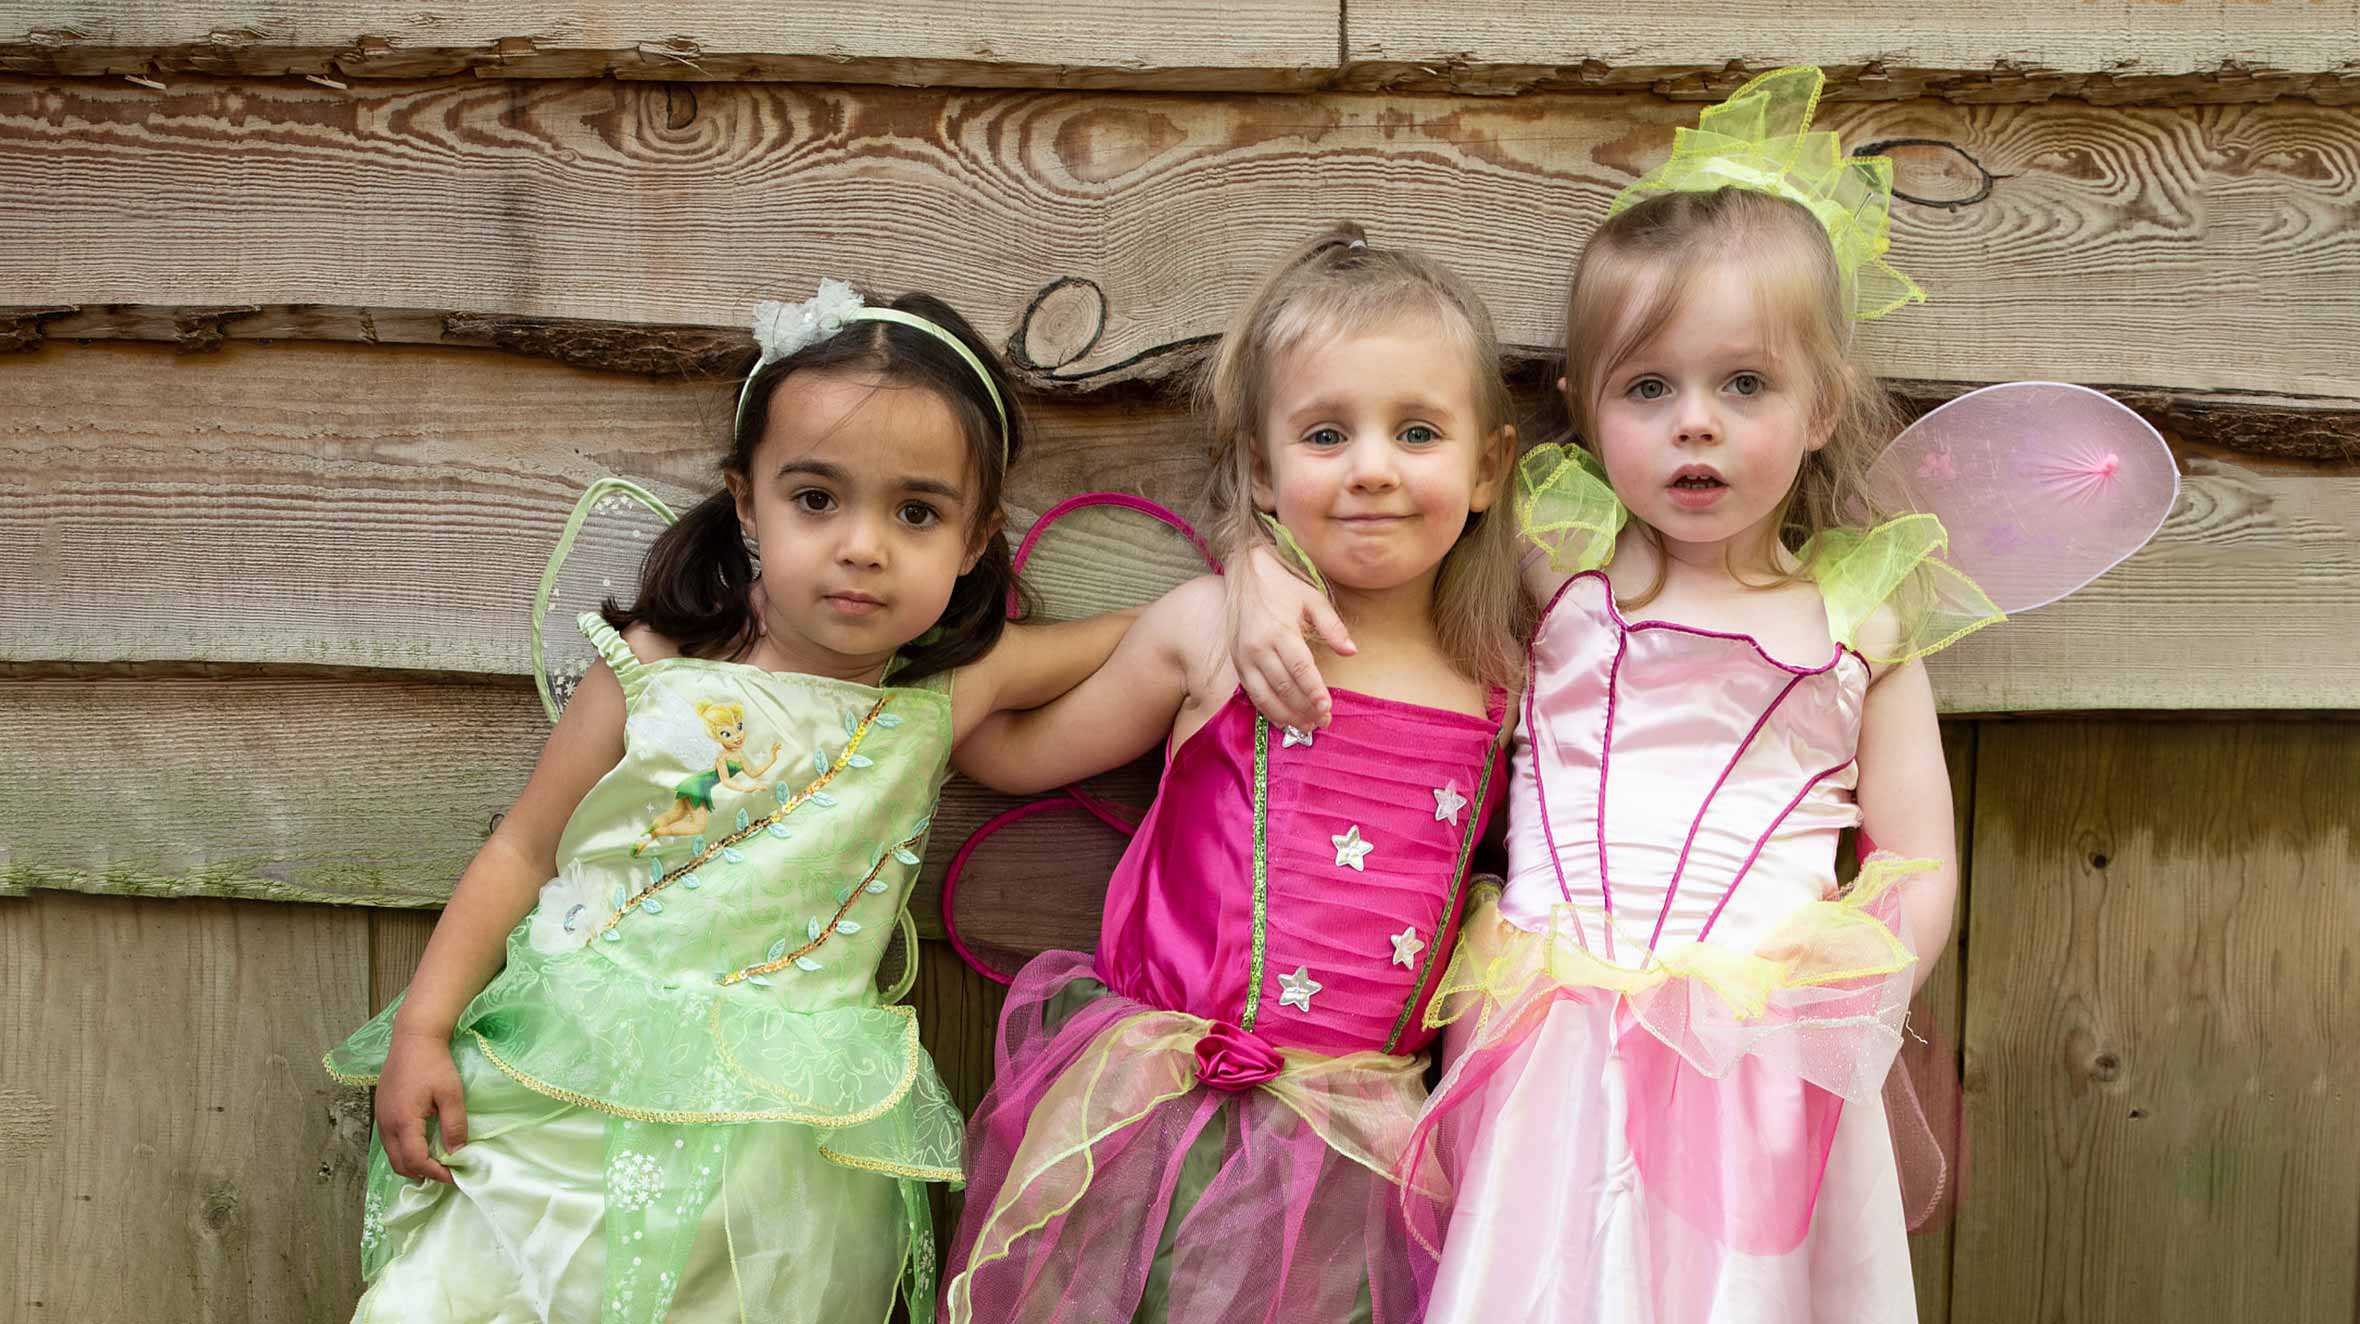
[[604, 291, 1027, 682]]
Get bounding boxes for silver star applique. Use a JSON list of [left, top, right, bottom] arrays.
[[1331, 825, 1374, 871], [1282, 725, 1315, 749], [1276, 965, 1322, 1012], [1432, 782, 1468, 827], [1389, 925, 1426, 969]]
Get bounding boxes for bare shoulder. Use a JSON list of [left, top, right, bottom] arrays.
[[618, 621, 684, 665], [1854, 600, 1907, 683]]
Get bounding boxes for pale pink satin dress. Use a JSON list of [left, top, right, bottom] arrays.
[[1413, 571, 1920, 1323]]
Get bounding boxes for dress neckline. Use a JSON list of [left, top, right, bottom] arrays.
[[1537, 570, 1863, 677]]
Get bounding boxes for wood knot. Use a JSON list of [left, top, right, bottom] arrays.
[[2091, 1052, 2123, 1082], [1855, 139, 1997, 210], [200, 1181, 240, 1232], [1012, 277, 1108, 375]]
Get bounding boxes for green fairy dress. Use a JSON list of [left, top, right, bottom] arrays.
[[327, 613, 963, 1324]]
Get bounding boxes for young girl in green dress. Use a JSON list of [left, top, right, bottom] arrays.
[[328, 282, 1132, 1324]]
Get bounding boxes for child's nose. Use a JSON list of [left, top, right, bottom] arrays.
[[1345, 435, 1400, 487]]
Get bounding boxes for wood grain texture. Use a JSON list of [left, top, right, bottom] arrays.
[[1951, 720, 2360, 1323], [3, 2, 2353, 101], [0, 669, 1163, 918], [0, 341, 1210, 677], [1905, 721, 1976, 1324], [0, 1, 1339, 90], [1342, 2, 2360, 103], [0, 892, 374, 1322], [7, 342, 2350, 710], [9, 306, 2354, 461], [1, 77, 2354, 407]]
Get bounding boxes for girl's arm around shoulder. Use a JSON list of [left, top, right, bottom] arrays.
[[1853, 647, 1958, 995], [951, 576, 1221, 795]]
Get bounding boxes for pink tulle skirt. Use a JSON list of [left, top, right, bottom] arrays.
[[1401, 865, 1938, 1324], [942, 951, 1438, 1324]]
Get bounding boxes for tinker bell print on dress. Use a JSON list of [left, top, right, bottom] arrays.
[[937, 227, 1534, 1324], [1229, 67, 2176, 1324], [324, 283, 1145, 1324]]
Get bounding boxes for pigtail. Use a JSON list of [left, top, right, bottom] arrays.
[[603, 490, 761, 661]]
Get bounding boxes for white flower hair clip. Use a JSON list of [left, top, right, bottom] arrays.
[[750, 277, 867, 367], [733, 279, 1010, 459]]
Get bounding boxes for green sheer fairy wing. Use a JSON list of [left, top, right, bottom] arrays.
[[533, 478, 678, 723]]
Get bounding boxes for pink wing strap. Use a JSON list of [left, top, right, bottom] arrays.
[[948, 493, 1221, 983]]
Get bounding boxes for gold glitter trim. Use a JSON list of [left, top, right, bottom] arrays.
[[597, 695, 891, 937], [719, 824, 928, 986], [322, 1051, 377, 1087]]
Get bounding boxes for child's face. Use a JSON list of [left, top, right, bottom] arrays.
[[729, 370, 996, 673], [1250, 322, 1504, 596], [1587, 260, 1828, 560]]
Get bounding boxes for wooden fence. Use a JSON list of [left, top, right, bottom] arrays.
[[3, 5, 2355, 1320]]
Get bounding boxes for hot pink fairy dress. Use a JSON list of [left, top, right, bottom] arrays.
[[1399, 447, 1991, 1324], [944, 686, 1505, 1324]]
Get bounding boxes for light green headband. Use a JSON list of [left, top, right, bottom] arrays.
[[734, 279, 1011, 461], [1608, 66, 1926, 321]]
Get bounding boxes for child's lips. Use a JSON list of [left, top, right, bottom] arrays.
[[823, 591, 886, 615]]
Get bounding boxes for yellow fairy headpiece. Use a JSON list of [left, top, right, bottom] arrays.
[[1610, 67, 1925, 321]]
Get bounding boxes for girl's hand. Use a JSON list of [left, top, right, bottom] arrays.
[[376, 1028, 468, 1184], [1229, 544, 1354, 731]]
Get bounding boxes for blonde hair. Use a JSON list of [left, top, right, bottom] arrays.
[[1562, 187, 1905, 606], [1200, 223, 1528, 689]]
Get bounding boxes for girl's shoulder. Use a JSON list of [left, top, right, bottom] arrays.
[[616, 622, 685, 665]]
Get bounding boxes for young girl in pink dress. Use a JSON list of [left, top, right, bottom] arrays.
[[938, 225, 1530, 1324], [1230, 68, 2022, 1322]]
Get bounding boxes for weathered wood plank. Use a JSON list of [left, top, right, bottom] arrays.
[[1903, 722, 1976, 1324], [4, 2, 2354, 102], [0, 341, 1211, 678], [9, 306, 2352, 461], [7, 343, 2349, 709], [1342, 2, 2360, 103], [1, 78, 2353, 408], [0, 892, 373, 1321], [0, 670, 1161, 918], [1951, 720, 2360, 1323], [0, 2, 1339, 90], [1926, 452, 2360, 712]]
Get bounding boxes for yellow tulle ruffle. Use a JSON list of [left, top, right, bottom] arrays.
[[1612, 66, 1924, 322], [947, 1009, 1431, 1324], [1430, 853, 1930, 1040]]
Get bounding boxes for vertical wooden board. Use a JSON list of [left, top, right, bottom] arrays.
[[910, 937, 1011, 1257], [369, 908, 441, 1013], [1952, 720, 2360, 1324], [1907, 721, 1976, 1324], [0, 893, 374, 1323]]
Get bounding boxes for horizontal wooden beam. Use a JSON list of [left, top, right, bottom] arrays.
[[0, 670, 1150, 935], [9, 305, 2354, 462], [1341, 2, 2360, 103], [0, 2, 1340, 91], [3, 4, 2354, 102], [4, 341, 2351, 708], [2, 78, 2353, 408]]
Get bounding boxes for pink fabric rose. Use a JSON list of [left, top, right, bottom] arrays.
[[1192, 1021, 1284, 1092]]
